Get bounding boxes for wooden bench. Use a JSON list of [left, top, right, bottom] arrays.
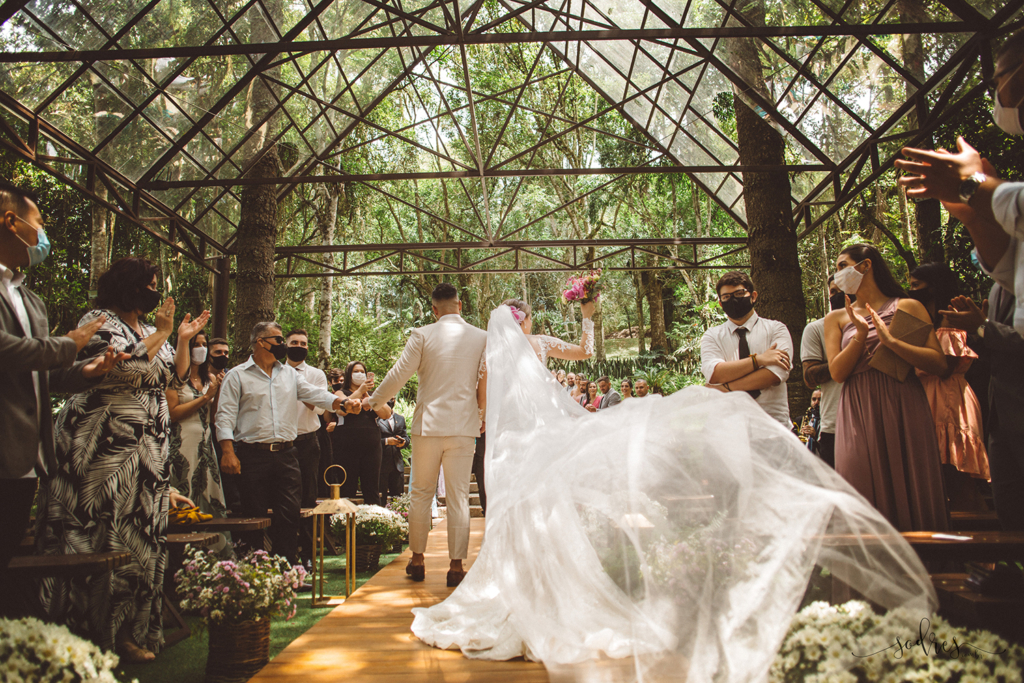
[[6, 551, 132, 577], [167, 516, 270, 535], [950, 510, 1001, 532], [932, 573, 1024, 643], [901, 531, 1024, 564]]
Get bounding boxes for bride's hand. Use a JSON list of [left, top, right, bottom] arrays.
[[581, 300, 595, 319]]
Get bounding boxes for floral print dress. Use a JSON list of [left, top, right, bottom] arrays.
[[37, 309, 178, 653]]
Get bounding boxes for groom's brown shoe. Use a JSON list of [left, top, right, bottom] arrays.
[[446, 569, 465, 588], [406, 561, 425, 582]]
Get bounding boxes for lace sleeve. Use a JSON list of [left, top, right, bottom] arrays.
[[581, 318, 595, 357], [478, 354, 487, 382]]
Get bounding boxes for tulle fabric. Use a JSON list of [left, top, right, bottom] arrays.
[[411, 306, 937, 682]]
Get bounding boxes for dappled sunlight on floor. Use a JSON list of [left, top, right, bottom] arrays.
[[250, 517, 548, 682]]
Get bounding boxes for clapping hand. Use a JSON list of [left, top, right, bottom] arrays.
[[207, 371, 224, 397], [585, 404, 598, 412], [154, 298, 176, 334], [866, 303, 894, 347], [939, 296, 988, 332], [81, 346, 131, 378], [66, 315, 106, 352], [845, 295, 869, 341], [177, 310, 210, 342], [759, 343, 791, 371], [895, 137, 985, 203]]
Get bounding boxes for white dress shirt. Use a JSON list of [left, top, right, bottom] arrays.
[[977, 195, 1024, 334], [215, 357, 339, 444], [1, 261, 43, 477], [291, 361, 328, 435], [700, 311, 793, 426]]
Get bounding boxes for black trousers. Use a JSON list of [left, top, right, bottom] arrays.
[[0, 477, 39, 618], [316, 419, 335, 499], [333, 428, 382, 506], [235, 445, 302, 565], [378, 451, 405, 506], [817, 432, 836, 470], [294, 433, 321, 508], [473, 434, 487, 516], [989, 414, 1024, 531]]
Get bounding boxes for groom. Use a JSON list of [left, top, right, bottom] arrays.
[[366, 283, 486, 587]]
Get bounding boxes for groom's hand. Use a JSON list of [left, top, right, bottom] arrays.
[[361, 397, 372, 413]]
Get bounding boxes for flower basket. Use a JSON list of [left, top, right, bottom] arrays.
[[205, 617, 270, 683], [0, 617, 127, 683], [354, 543, 386, 572]]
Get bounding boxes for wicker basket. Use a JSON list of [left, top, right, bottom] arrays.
[[354, 543, 385, 572], [205, 617, 271, 683]]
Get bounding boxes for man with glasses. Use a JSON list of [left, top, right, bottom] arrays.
[[216, 322, 367, 570], [700, 270, 793, 427]]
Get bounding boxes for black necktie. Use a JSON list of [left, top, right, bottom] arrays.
[[736, 328, 761, 400]]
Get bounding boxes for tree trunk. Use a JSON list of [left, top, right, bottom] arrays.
[[231, 2, 282, 364], [641, 264, 669, 355], [898, 0, 942, 263], [634, 270, 646, 354], [89, 185, 110, 297], [725, 3, 808, 419], [315, 183, 339, 370]]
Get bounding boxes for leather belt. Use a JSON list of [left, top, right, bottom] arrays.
[[238, 441, 294, 452], [294, 432, 318, 443]]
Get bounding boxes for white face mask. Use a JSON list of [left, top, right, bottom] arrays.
[[833, 260, 866, 296], [993, 63, 1024, 136], [191, 346, 208, 365], [352, 372, 367, 385]]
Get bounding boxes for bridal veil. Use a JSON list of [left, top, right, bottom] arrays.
[[412, 305, 936, 682]]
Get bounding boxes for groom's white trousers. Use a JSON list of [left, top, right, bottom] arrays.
[[409, 435, 475, 560]]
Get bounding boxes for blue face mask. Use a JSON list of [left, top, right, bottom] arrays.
[[13, 215, 51, 267]]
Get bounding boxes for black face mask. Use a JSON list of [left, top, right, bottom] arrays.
[[829, 291, 852, 311], [720, 295, 754, 320], [137, 287, 161, 314], [210, 354, 229, 371], [264, 340, 287, 361], [907, 288, 932, 304], [286, 346, 308, 363], [332, 383, 344, 391]]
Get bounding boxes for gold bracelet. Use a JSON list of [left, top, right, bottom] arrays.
[[849, 336, 864, 344], [751, 353, 758, 371]]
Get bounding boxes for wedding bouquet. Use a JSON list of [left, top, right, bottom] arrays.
[[175, 546, 306, 625], [770, 600, 1024, 683], [562, 269, 603, 304], [0, 616, 134, 683], [333, 504, 409, 547]]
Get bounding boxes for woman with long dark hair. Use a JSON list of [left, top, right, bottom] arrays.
[[823, 244, 950, 531], [909, 262, 990, 507], [579, 380, 601, 410], [331, 360, 391, 505], [37, 257, 206, 661], [167, 331, 230, 553]]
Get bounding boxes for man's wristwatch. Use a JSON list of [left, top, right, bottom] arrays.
[[958, 172, 987, 205], [976, 323, 986, 339]]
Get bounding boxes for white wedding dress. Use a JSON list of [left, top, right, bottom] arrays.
[[411, 306, 936, 682]]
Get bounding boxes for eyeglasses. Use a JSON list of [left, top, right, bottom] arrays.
[[260, 335, 285, 345], [719, 289, 750, 303]]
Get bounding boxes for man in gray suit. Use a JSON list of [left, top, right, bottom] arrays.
[[596, 375, 621, 410], [0, 182, 125, 574]]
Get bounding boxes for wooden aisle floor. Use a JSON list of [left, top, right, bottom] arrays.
[[251, 517, 549, 682]]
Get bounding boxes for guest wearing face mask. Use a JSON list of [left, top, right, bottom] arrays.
[[205, 337, 239, 511], [799, 275, 847, 468], [167, 331, 229, 554], [37, 257, 206, 661], [331, 360, 392, 506], [896, 31, 1024, 530], [907, 263, 990, 511], [823, 244, 950, 531]]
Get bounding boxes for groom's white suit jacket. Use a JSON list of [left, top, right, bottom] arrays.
[[368, 313, 487, 438]]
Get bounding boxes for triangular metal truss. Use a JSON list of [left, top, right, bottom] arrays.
[[0, 0, 1020, 275]]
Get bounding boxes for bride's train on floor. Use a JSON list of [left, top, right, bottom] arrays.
[[412, 306, 936, 683]]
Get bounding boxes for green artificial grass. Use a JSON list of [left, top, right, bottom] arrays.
[[117, 546, 407, 683]]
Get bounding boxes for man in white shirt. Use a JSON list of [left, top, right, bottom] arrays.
[[217, 322, 365, 566], [701, 270, 793, 427], [799, 275, 844, 468], [285, 328, 328, 567]]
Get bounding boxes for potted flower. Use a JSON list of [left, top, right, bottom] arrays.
[[386, 493, 412, 552], [175, 547, 306, 683], [0, 616, 133, 682], [333, 504, 409, 571]]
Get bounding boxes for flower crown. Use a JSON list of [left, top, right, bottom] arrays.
[[508, 306, 526, 324]]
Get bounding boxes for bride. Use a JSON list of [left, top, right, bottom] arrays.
[[412, 299, 937, 682]]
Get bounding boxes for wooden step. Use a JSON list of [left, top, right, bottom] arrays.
[[437, 495, 481, 506], [7, 551, 132, 577], [950, 510, 1001, 532], [932, 572, 1024, 643]]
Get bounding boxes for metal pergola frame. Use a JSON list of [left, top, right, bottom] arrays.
[[0, 0, 1021, 291]]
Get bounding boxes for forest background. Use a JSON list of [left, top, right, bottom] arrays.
[[2, 0, 1023, 417]]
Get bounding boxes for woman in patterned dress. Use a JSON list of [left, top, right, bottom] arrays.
[[37, 257, 208, 662], [167, 330, 229, 554]]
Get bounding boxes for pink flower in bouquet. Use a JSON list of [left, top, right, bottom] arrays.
[[562, 269, 603, 303]]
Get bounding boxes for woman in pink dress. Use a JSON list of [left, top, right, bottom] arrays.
[[909, 262, 990, 510], [824, 244, 950, 531]]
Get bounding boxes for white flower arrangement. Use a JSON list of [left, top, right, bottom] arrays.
[[332, 504, 409, 547], [386, 493, 412, 522], [770, 600, 1024, 683], [0, 617, 135, 683]]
